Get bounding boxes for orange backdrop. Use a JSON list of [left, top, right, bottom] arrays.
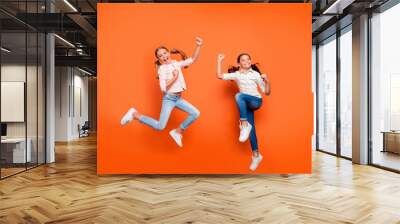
[[97, 3, 312, 174]]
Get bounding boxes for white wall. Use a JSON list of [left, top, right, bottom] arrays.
[[55, 67, 89, 141], [72, 73, 89, 138], [1, 65, 39, 138], [55, 67, 70, 141]]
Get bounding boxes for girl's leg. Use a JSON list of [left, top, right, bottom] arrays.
[[175, 98, 200, 133], [247, 97, 262, 155], [235, 93, 249, 126], [120, 107, 137, 126], [246, 109, 259, 157], [236, 93, 254, 142], [247, 106, 264, 171], [138, 97, 175, 131]]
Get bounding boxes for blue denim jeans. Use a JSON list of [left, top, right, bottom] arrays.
[[139, 93, 200, 131], [235, 93, 262, 152]]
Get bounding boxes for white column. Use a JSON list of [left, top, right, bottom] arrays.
[[46, 33, 55, 163], [352, 14, 369, 164], [45, 0, 55, 163]]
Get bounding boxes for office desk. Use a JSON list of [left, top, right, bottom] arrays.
[[1, 138, 31, 163], [382, 131, 400, 154]]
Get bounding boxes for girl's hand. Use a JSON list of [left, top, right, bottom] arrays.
[[262, 74, 271, 96], [165, 69, 179, 90], [261, 74, 269, 81], [217, 53, 225, 61], [172, 69, 179, 78], [195, 37, 203, 46]]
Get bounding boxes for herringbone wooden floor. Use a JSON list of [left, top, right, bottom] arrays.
[[1, 135, 400, 224]]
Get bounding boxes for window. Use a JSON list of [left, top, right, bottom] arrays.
[[317, 35, 337, 154], [339, 28, 352, 158], [0, 1, 46, 179], [371, 3, 400, 171]]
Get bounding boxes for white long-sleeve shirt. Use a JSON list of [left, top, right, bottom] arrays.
[[222, 69, 265, 98], [158, 58, 194, 93]]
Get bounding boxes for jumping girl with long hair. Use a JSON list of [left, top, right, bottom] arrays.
[[216, 53, 271, 171], [120, 37, 203, 147]]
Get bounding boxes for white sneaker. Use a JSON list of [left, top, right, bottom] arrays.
[[239, 123, 252, 142], [249, 154, 263, 171], [120, 107, 136, 126], [169, 129, 183, 147]]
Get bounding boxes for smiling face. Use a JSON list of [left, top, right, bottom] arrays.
[[238, 54, 252, 70], [156, 47, 171, 64]]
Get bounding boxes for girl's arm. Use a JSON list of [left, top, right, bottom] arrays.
[[191, 37, 203, 62], [216, 54, 225, 79], [159, 69, 179, 92], [166, 69, 179, 90], [155, 64, 160, 78], [174, 37, 202, 68], [261, 74, 271, 96]]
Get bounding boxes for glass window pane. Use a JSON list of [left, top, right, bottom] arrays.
[[318, 36, 337, 154], [312, 45, 317, 151], [0, 1, 46, 179], [27, 31, 38, 169], [340, 28, 352, 158], [1, 30, 27, 177], [371, 3, 400, 171]]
